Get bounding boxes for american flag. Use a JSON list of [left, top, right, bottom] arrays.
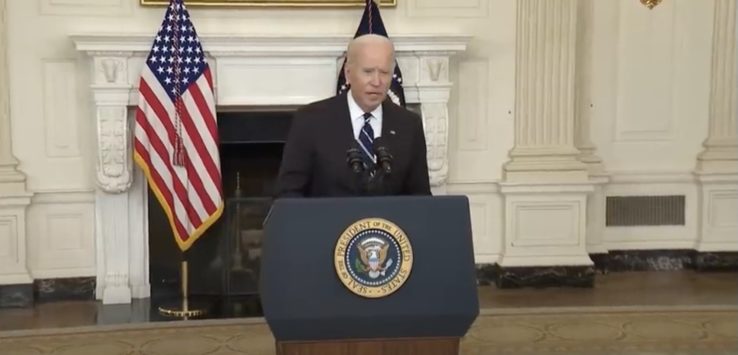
[[337, 0, 406, 107], [133, 0, 223, 252]]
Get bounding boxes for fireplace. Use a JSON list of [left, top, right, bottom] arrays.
[[149, 110, 291, 313], [71, 33, 468, 304]]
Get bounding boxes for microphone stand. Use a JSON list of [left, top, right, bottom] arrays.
[[371, 138, 393, 196], [347, 139, 393, 196], [346, 147, 369, 196]]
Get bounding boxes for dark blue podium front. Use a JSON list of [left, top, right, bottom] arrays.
[[260, 195, 479, 342]]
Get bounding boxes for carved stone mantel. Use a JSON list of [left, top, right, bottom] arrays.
[[73, 34, 470, 192], [71, 33, 470, 303]]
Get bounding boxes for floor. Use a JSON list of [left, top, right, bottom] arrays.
[[1, 307, 736, 354], [1, 270, 736, 332]]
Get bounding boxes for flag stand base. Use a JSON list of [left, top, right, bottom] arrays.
[[158, 302, 208, 319], [158, 260, 208, 319]]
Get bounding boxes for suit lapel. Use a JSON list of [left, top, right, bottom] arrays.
[[380, 100, 399, 148]]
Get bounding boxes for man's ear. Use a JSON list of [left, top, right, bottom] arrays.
[[343, 65, 351, 86]]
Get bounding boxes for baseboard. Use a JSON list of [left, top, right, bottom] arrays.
[[475, 264, 497, 286], [695, 252, 738, 271], [1, 277, 96, 308], [0, 284, 33, 308], [494, 265, 595, 289], [603, 249, 695, 271], [34, 277, 96, 303]]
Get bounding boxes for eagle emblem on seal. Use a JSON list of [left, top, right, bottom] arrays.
[[355, 237, 394, 279]]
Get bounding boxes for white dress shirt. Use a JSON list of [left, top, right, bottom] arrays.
[[347, 90, 382, 140]]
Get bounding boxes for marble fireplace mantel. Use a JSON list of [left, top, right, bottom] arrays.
[[71, 33, 470, 304]]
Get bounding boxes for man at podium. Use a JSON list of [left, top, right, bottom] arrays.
[[274, 34, 431, 198]]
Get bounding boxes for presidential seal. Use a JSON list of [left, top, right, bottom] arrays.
[[334, 218, 413, 298]]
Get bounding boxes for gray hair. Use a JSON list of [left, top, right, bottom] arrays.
[[345, 34, 396, 67]]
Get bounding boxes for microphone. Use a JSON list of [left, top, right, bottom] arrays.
[[373, 137, 392, 175], [346, 145, 364, 174]]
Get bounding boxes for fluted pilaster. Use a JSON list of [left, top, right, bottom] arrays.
[[696, 0, 737, 173], [504, 0, 587, 183], [0, 0, 33, 290], [0, 0, 27, 195], [575, 0, 605, 176], [498, 0, 594, 278], [695, 0, 738, 255]]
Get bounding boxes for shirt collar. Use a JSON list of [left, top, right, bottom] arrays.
[[347, 90, 383, 121]]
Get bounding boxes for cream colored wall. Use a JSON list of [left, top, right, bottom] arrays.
[[3, 0, 725, 278], [587, 0, 715, 249]]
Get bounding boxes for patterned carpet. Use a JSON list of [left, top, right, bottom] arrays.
[[0, 306, 736, 355]]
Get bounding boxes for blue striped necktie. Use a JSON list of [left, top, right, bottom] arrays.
[[358, 112, 375, 167]]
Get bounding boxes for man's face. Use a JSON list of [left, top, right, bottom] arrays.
[[345, 41, 394, 112]]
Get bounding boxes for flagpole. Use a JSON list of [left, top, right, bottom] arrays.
[[158, 250, 208, 319]]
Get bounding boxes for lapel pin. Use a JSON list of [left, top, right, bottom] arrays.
[[390, 130, 396, 135]]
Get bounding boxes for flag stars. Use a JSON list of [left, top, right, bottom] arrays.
[[145, 1, 208, 101]]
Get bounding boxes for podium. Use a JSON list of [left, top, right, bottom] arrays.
[[261, 196, 479, 355]]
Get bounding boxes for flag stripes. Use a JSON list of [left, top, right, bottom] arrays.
[[133, 0, 223, 252]]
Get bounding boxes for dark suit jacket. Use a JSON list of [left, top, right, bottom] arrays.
[[274, 93, 431, 198]]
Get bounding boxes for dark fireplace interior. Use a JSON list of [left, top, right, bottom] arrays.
[[148, 110, 292, 317]]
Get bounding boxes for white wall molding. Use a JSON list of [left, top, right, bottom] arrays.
[[604, 176, 699, 251], [586, 177, 609, 254], [40, 0, 132, 17], [696, 179, 738, 252], [500, 183, 593, 267], [0, 195, 33, 285], [31, 191, 95, 204], [608, 171, 696, 184], [407, 0, 490, 18], [26, 193, 96, 279]]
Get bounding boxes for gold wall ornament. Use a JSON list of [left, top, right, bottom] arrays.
[[640, 0, 663, 10], [140, 0, 396, 7]]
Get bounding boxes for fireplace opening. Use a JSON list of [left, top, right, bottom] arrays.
[[148, 110, 292, 318]]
